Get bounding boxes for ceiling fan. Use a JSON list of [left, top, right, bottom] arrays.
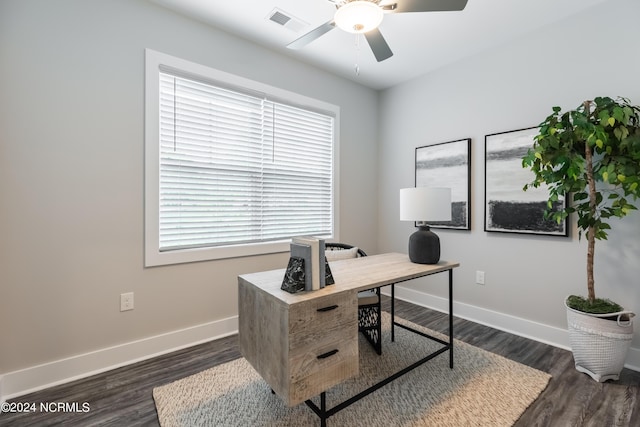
[[287, 0, 469, 62]]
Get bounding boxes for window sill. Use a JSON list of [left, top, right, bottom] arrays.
[[144, 240, 291, 267]]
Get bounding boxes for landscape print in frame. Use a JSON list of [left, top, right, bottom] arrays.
[[415, 138, 471, 230], [484, 127, 567, 236]]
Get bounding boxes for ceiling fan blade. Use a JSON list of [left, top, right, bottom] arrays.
[[387, 0, 468, 13], [287, 20, 336, 50], [364, 28, 393, 62]]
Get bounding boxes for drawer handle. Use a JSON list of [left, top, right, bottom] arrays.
[[317, 304, 338, 312], [317, 349, 339, 359]]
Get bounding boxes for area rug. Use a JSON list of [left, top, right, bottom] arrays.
[[153, 313, 551, 426]]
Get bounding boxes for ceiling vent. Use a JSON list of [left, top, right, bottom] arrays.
[[267, 8, 307, 33]]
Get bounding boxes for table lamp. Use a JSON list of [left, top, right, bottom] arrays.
[[399, 187, 452, 264]]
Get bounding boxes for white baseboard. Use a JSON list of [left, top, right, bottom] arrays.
[[3, 289, 638, 403], [1, 315, 238, 402], [628, 348, 640, 372], [385, 285, 640, 372]]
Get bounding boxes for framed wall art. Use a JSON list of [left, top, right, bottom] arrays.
[[484, 127, 568, 236], [415, 138, 471, 230]]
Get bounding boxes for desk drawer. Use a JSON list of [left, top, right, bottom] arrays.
[[290, 331, 358, 381], [289, 292, 356, 337], [288, 330, 358, 405]]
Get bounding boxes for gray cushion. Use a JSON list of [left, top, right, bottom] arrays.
[[358, 290, 379, 306]]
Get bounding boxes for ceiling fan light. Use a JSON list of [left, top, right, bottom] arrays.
[[334, 1, 384, 34]]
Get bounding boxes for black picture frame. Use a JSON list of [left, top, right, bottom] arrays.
[[415, 138, 471, 230], [484, 127, 568, 236]]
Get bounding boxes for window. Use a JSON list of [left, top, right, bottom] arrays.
[[145, 50, 339, 266]]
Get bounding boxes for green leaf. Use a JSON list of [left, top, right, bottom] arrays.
[[621, 126, 629, 140], [614, 127, 622, 140], [608, 117, 616, 127], [613, 106, 625, 122]]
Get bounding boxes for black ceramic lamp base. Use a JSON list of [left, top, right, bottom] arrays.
[[408, 225, 440, 264]]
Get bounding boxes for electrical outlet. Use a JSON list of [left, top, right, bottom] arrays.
[[120, 292, 134, 311], [475, 271, 485, 285]]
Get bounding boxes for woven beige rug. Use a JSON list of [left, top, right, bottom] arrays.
[[153, 313, 550, 426]]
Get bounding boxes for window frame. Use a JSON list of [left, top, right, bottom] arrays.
[[144, 49, 340, 267]]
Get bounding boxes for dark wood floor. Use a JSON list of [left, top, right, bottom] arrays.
[[2, 297, 639, 426]]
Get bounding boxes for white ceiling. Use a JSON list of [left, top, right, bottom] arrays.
[[150, 0, 609, 90]]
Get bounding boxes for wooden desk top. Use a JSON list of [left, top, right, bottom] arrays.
[[238, 252, 459, 305]]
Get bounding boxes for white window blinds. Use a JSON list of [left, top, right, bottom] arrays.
[[158, 72, 334, 252]]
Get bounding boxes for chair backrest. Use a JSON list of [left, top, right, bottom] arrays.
[[325, 242, 367, 258]]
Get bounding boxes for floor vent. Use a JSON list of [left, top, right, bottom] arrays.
[[267, 8, 307, 33]]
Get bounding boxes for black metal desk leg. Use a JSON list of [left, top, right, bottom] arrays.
[[320, 392, 326, 427], [391, 283, 395, 342], [449, 268, 454, 369]]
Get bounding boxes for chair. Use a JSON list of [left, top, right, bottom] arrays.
[[325, 243, 382, 355]]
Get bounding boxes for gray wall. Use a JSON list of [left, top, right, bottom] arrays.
[[0, 0, 378, 376], [378, 0, 640, 362]]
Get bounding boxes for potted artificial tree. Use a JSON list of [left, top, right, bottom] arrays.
[[522, 96, 640, 382]]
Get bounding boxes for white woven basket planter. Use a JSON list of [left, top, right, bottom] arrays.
[[566, 301, 635, 382]]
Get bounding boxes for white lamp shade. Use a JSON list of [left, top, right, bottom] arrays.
[[399, 187, 452, 222], [334, 1, 384, 34]]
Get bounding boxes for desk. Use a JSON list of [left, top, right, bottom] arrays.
[[238, 252, 459, 426]]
